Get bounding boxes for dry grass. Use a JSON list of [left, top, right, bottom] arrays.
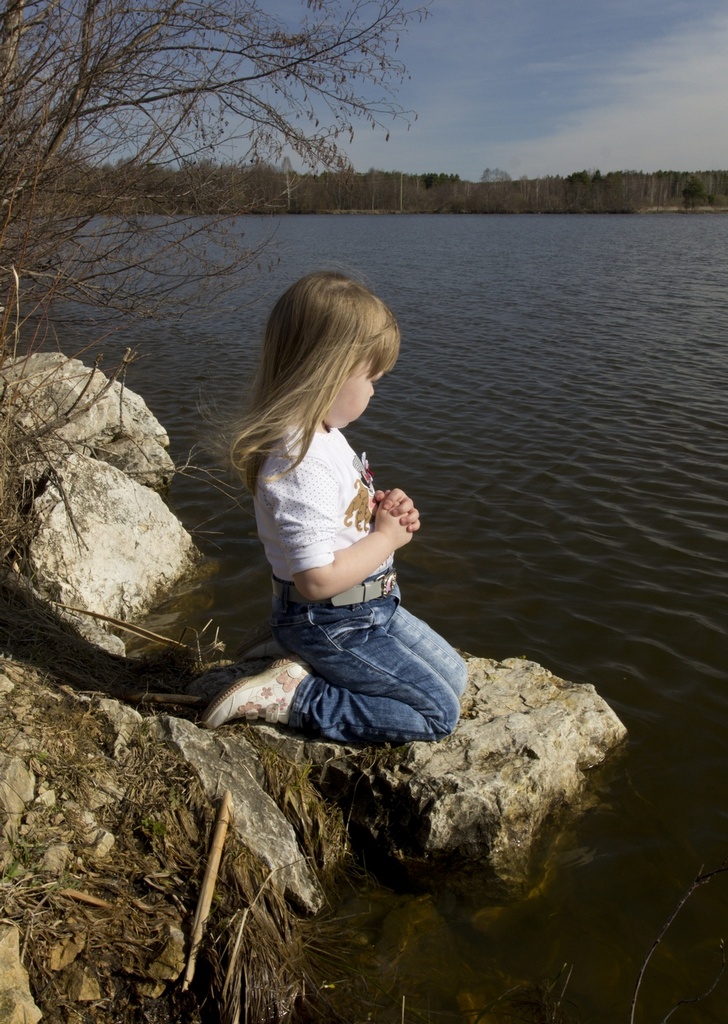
[[1, 659, 203, 1022], [0, 307, 40, 565], [249, 735, 352, 890], [0, 646, 359, 1024]]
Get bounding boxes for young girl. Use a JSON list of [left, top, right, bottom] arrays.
[[201, 271, 467, 744]]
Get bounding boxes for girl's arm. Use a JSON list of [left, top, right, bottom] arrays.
[[293, 503, 413, 602]]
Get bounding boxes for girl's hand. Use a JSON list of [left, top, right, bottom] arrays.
[[373, 500, 414, 549], [374, 488, 421, 533]]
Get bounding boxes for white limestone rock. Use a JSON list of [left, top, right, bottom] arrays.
[[2, 352, 201, 653], [239, 657, 627, 898], [149, 715, 324, 915], [2, 352, 174, 488], [41, 842, 71, 876], [26, 452, 199, 645]]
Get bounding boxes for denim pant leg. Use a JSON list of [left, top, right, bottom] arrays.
[[385, 602, 468, 700], [271, 590, 468, 745]]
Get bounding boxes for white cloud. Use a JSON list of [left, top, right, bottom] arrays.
[[340, 3, 728, 179], [480, 12, 728, 176]]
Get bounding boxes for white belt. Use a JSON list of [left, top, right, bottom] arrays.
[[272, 569, 397, 607]]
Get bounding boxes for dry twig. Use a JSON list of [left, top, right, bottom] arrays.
[[629, 858, 728, 1024], [55, 602, 193, 649], [183, 789, 233, 991], [120, 691, 205, 706]]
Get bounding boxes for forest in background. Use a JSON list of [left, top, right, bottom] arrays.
[[62, 162, 728, 216]]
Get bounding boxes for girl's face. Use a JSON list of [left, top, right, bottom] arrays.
[[322, 367, 383, 431]]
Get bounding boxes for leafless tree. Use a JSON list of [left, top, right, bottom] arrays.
[[0, 0, 426, 323]]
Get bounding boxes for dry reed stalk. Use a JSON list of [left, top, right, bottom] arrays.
[[59, 888, 114, 909], [54, 602, 194, 650], [183, 788, 233, 991]]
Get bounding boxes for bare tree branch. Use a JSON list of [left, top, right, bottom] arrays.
[[0, 0, 427, 318], [629, 858, 728, 1024]]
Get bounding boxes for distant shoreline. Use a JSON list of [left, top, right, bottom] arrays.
[[71, 166, 728, 216], [272, 205, 725, 215]]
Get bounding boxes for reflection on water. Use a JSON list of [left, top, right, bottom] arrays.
[[59, 214, 728, 1022]]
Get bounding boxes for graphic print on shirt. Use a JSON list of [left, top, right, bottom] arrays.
[[354, 451, 374, 489], [344, 478, 374, 531], [345, 453, 376, 532]]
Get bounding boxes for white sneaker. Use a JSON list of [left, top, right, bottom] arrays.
[[200, 659, 310, 729]]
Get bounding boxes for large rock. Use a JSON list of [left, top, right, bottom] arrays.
[[78, 692, 321, 917], [26, 452, 199, 648], [79, 695, 323, 913], [148, 715, 324, 914], [2, 352, 174, 488], [189, 656, 627, 898], [0, 651, 625, 1021], [3, 352, 201, 653]]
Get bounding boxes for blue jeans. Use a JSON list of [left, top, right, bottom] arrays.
[[270, 582, 468, 744]]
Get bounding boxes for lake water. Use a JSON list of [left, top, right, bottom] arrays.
[[62, 214, 728, 1021]]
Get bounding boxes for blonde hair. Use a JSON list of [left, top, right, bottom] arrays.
[[231, 271, 400, 492]]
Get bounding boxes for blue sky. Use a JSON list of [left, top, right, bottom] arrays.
[[333, 0, 728, 179]]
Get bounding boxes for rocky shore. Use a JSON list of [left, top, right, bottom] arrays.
[[0, 354, 627, 1023]]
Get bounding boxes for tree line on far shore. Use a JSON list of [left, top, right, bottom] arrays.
[[61, 162, 727, 216]]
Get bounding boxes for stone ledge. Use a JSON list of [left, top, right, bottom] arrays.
[[189, 655, 627, 899]]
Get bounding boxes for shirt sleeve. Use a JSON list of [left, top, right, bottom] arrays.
[[258, 456, 342, 576]]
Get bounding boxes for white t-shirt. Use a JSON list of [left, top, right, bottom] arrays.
[[255, 429, 391, 581]]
